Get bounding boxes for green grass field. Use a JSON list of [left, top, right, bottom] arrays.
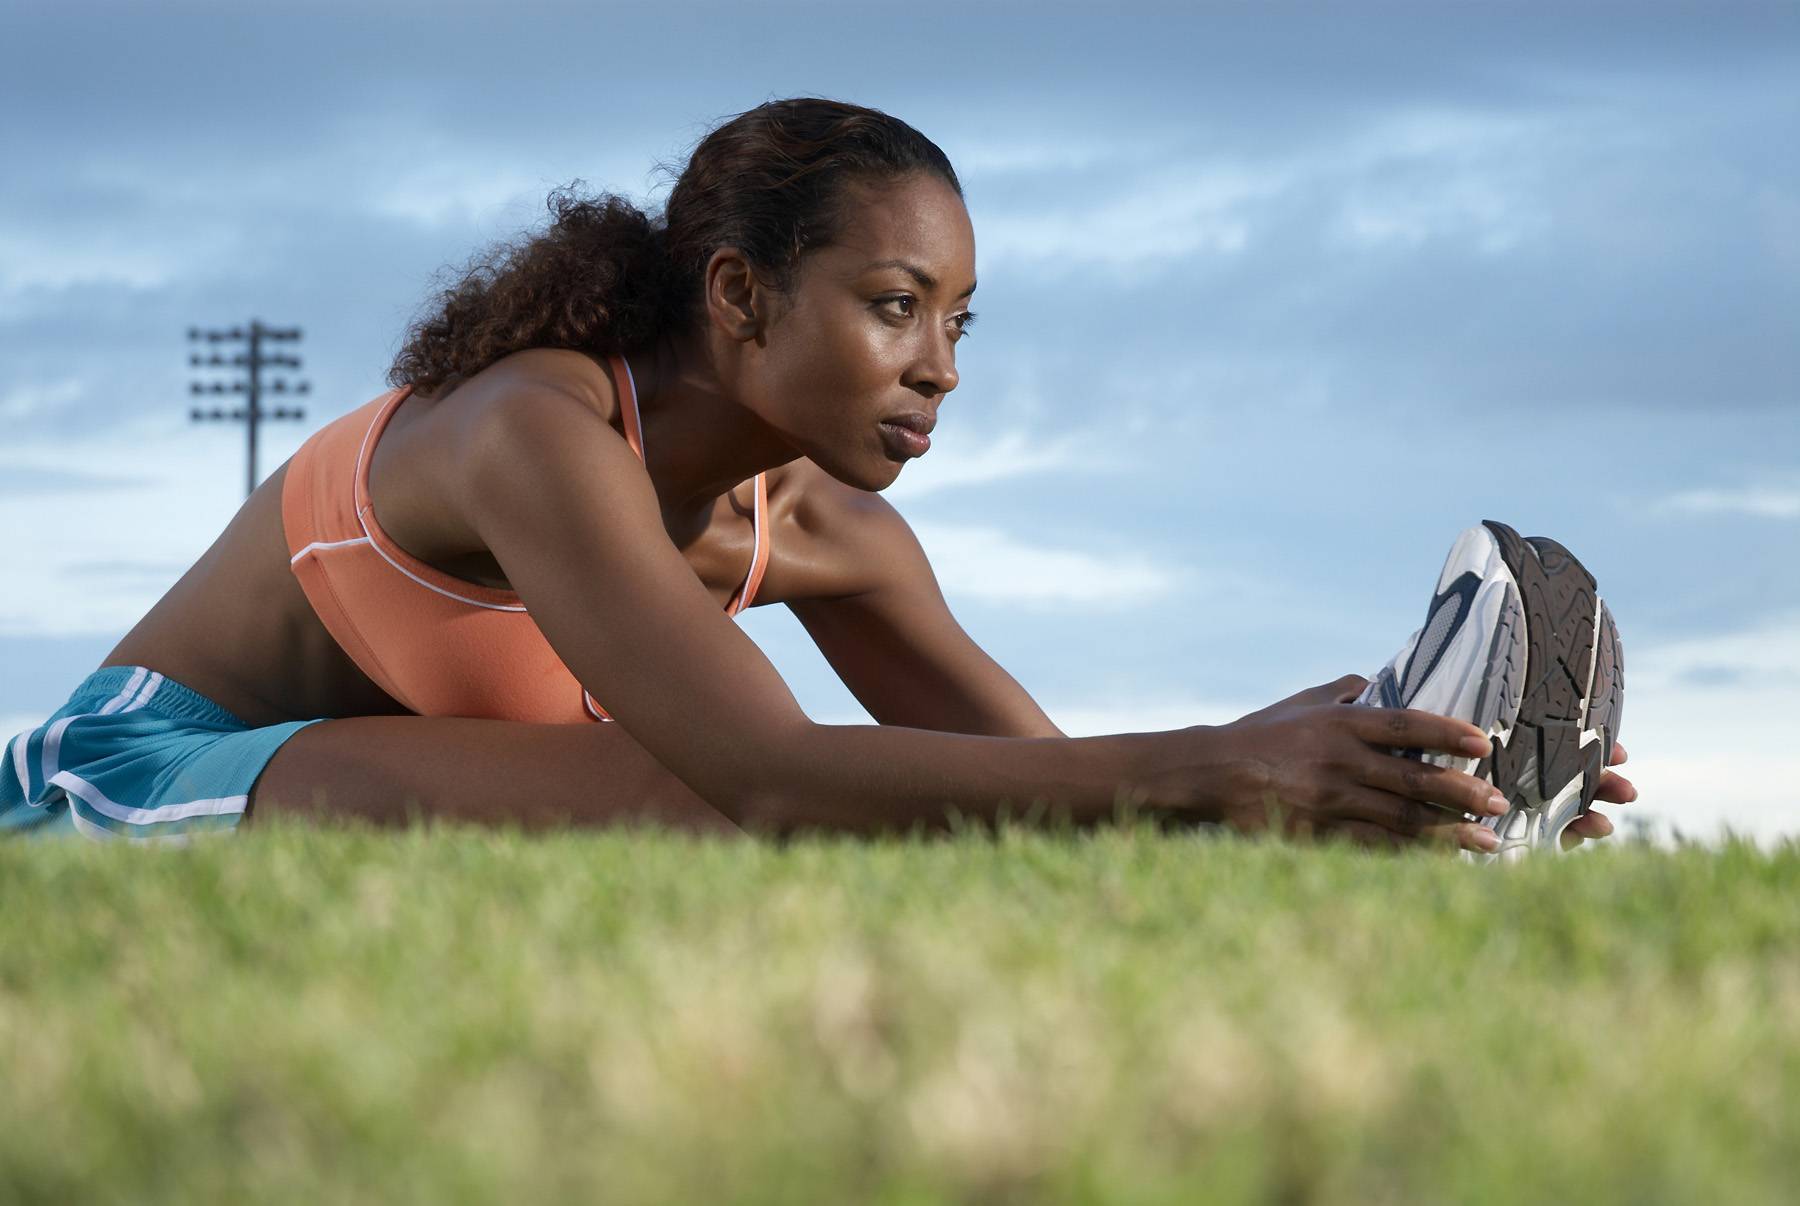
[[2, 819, 1795, 1204]]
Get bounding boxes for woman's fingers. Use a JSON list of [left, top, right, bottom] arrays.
[[1317, 812, 1493, 856], [1343, 705, 1490, 760], [1609, 740, 1629, 767], [1356, 751, 1505, 818], [1278, 674, 1371, 710], [1327, 786, 1500, 853], [1430, 819, 1499, 855], [1330, 786, 1441, 836], [1593, 770, 1637, 805], [1566, 809, 1614, 841]]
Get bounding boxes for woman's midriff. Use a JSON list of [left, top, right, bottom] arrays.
[[100, 460, 417, 727]]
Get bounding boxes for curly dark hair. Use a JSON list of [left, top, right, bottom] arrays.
[[386, 97, 963, 396]]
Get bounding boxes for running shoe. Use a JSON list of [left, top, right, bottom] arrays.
[[1357, 521, 1624, 862]]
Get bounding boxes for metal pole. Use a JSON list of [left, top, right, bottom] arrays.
[[187, 321, 310, 501], [247, 319, 261, 499]]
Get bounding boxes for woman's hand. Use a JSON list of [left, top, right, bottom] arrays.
[[1560, 741, 1635, 849], [1155, 674, 1510, 855]]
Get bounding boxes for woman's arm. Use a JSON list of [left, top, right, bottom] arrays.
[[463, 378, 1504, 844], [462, 378, 1156, 835], [778, 462, 1066, 739]]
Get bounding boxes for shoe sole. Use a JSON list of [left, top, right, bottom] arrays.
[[1470, 521, 1624, 862]]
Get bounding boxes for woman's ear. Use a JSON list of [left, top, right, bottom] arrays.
[[703, 247, 765, 343]]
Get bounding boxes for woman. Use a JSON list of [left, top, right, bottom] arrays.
[[2, 98, 1632, 849]]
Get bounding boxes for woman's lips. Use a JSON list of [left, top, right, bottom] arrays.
[[879, 421, 931, 458]]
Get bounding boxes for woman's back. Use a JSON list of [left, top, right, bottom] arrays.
[[99, 348, 796, 728]]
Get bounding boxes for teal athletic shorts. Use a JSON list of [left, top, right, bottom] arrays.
[[1, 665, 323, 845]]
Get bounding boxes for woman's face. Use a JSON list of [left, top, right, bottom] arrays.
[[747, 171, 977, 491]]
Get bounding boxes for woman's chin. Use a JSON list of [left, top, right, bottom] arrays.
[[872, 455, 909, 491], [821, 449, 906, 493]]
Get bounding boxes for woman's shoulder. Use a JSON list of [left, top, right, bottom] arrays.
[[421, 349, 628, 480], [757, 457, 911, 603], [444, 348, 621, 423]]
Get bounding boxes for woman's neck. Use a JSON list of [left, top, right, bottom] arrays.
[[623, 333, 799, 525]]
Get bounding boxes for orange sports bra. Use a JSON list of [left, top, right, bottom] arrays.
[[280, 354, 771, 723]]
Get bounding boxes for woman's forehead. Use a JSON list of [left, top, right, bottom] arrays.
[[816, 175, 975, 286]]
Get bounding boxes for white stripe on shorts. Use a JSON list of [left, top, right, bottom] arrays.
[[50, 769, 248, 827], [61, 797, 193, 848], [122, 672, 164, 713], [97, 668, 148, 715], [10, 729, 29, 798], [41, 670, 163, 797]]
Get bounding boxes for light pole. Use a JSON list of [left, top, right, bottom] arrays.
[[187, 320, 311, 499]]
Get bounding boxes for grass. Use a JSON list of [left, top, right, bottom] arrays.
[[1, 818, 1795, 1204]]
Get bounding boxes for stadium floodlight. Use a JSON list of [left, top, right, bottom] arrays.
[[185, 318, 312, 500]]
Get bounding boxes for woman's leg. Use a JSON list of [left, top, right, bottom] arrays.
[[248, 715, 744, 836]]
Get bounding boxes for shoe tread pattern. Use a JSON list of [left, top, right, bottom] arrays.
[[1482, 522, 1600, 819], [1587, 602, 1624, 771], [1471, 579, 1526, 736]]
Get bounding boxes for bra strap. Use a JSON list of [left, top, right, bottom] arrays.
[[609, 354, 645, 462], [731, 472, 772, 614]]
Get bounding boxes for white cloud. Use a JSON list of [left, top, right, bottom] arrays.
[[812, 690, 1253, 736], [1, 128, 654, 303], [1340, 108, 1543, 164], [1, 713, 52, 742], [947, 131, 1184, 178], [1319, 107, 1553, 254], [1628, 614, 1800, 692], [1044, 691, 1255, 737], [0, 419, 308, 638], [970, 103, 1570, 277], [0, 233, 187, 294], [0, 378, 85, 422], [883, 425, 1098, 502], [1657, 484, 1800, 520], [345, 126, 626, 231], [1329, 174, 1544, 255], [1614, 613, 1800, 848], [911, 521, 1186, 609], [974, 163, 1274, 274]]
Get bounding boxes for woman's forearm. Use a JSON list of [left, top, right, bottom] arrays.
[[729, 721, 1203, 838]]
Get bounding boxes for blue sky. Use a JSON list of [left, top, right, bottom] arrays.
[[3, 0, 1796, 843]]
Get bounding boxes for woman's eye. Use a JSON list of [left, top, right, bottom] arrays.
[[879, 297, 975, 338]]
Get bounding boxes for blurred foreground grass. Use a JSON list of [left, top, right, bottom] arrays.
[[2, 819, 1795, 1204]]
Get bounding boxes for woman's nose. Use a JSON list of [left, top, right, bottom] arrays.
[[910, 328, 958, 396]]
